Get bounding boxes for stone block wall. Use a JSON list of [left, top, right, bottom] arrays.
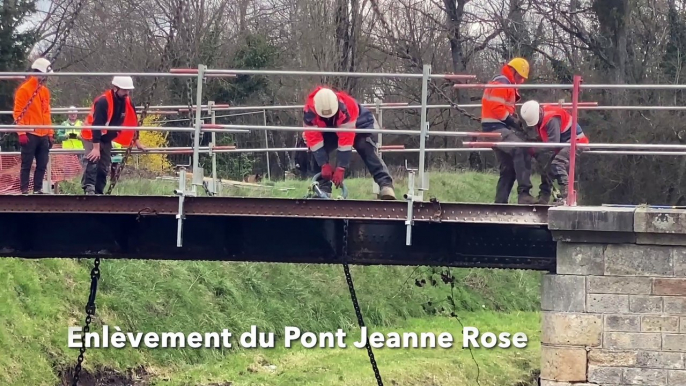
[[542, 206, 686, 386]]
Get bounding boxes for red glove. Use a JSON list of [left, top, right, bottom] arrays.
[[320, 163, 333, 180], [332, 167, 345, 187], [18, 134, 28, 146]]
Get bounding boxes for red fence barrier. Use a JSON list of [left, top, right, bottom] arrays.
[[0, 145, 83, 194]]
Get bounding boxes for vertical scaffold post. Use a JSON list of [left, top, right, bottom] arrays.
[[405, 164, 416, 246], [418, 64, 431, 201], [175, 166, 187, 247], [209, 100, 218, 194], [567, 75, 581, 206], [263, 109, 271, 180], [191, 64, 206, 195]]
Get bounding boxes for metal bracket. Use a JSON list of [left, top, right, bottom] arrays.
[[403, 160, 418, 246], [173, 163, 194, 247]]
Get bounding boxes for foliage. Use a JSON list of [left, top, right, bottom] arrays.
[[208, 33, 279, 105], [135, 114, 172, 172], [0, 0, 38, 150]]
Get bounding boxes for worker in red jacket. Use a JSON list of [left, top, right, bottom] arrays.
[[480, 57, 536, 205], [520, 100, 590, 205], [302, 86, 396, 200]]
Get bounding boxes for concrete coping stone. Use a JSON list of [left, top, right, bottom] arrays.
[[549, 205, 686, 235]]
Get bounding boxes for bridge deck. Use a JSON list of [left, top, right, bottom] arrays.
[[0, 195, 556, 271]]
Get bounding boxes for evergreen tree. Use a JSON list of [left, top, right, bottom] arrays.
[[0, 0, 38, 149]]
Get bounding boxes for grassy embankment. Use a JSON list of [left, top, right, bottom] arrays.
[[1, 170, 543, 386]]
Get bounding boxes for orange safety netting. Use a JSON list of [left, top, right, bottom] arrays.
[[0, 144, 83, 194]]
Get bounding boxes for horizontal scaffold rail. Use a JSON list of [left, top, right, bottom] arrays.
[[0, 195, 555, 271]]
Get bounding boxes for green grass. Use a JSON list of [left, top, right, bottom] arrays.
[[151, 313, 541, 386], [1, 170, 544, 385], [59, 169, 547, 203]]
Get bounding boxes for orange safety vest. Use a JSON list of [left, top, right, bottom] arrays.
[[539, 106, 589, 143], [81, 90, 137, 147], [481, 65, 520, 124]]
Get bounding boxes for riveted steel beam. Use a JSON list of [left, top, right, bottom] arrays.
[[0, 208, 556, 271], [0, 195, 549, 225]]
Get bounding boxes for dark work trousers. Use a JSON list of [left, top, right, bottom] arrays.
[[533, 151, 556, 197], [312, 132, 393, 194], [20, 133, 50, 193], [537, 148, 572, 195], [491, 127, 533, 203], [81, 139, 112, 194]]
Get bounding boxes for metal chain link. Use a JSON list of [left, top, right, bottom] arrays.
[[71, 257, 101, 386], [430, 83, 482, 122], [1, 0, 85, 144], [106, 0, 185, 194], [341, 220, 384, 386]]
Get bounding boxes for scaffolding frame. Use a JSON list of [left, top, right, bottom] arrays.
[[3, 65, 686, 245]]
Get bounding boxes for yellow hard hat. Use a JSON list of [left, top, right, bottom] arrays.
[[508, 57, 529, 79]]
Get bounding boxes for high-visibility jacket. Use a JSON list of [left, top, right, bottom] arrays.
[[481, 65, 520, 130], [111, 141, 123, 163], [62, 138, 84, 150], [13, 76, 53, 137], [539, 106, 589, 144], [302, 86, 374, 168], [82, 90, 137, 147], [59, 119, 83, 140]]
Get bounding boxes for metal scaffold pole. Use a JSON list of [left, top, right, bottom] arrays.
[[263, 109, 271, 180], [209, 101, 218, 194], [568, 75, 582, 206], [192, 64, 206, 194], [418, 65, 431, 201]]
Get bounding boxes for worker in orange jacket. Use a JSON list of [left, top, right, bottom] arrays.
[[13, 57, 54, 194], [80, 76, 146, 194], [520, 100, 590, 205], [480, 57, 536, 204]]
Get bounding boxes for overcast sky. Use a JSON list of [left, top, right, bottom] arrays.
[[18, 0, 51, 33]]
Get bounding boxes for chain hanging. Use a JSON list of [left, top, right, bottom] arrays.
[[106, 0, 186, 194], [430, 83, 482, 122], [70, 257, 101, 386], [341, 220, 384, 386], [1, 0, 86, 144]]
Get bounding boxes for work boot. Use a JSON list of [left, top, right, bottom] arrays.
[[553, 186, 568, 206], [552, 197, 567, 206], [518, 192, 538, 205], [537, 193, 551, 205], [378, 186, 396, 200]]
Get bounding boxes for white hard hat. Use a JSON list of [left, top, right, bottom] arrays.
[[31, 57, 53, 73], [313, 88, 339, 118], [520, 100, 541, 127], [68, 106, 78, 113], [112, 76, 135, 90]]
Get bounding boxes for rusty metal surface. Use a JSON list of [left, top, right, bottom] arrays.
[[0, 211, 556, 271], [0, 194, 549, 224]]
